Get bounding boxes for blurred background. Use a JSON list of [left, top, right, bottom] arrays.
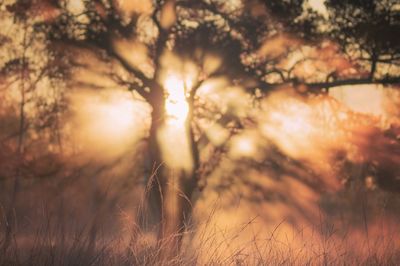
[[1, 0, 400, 264]]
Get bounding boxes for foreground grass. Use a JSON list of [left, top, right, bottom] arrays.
[[1, 218, 400, 266]]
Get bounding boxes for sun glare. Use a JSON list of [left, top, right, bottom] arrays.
[[98, 99, 135, 137], [164, 75, 189, 125], [72, 90, 150, 155], [157, 74, 194, 171]]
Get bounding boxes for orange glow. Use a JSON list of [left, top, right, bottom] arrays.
[[116, 0, 153, 15], [157, 124, 194, 171], [70, 90, 150, 156], [92, 99, 134, 138], [329, 85, 385, 117], [260, 94, 324, 160], [256, 89, 386, 190]]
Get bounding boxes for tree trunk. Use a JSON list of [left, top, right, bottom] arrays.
[[141, 96, 198, 256], [141, 107, 166, 231]]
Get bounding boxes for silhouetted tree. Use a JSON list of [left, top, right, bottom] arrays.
[[2, 0, 399, 255]]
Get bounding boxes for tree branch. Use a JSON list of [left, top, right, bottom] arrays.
[[306, 76, 400, 90], [258, 76, 400, 92], [57, 38, 155, 101]]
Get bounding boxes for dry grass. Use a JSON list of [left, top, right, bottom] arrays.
[[1, 207, 400, 266]]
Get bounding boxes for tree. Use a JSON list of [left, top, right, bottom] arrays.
[[0, 0, 67, 252], [325, 0, 400, 82], [3, 0, 399, 256]]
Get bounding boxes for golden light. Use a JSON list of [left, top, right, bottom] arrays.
[[155, 74, 194, 171], [260, 97, 318, 160], [230, 133, 259, 159], [70, 90, 150, 156], [164, 75, 189, 125], [233, 136, 255, 156], [307, 0, 329, 18], [94, 99, 135, 138], [329, 85, 385, 117], [156, 53, 198, 171]]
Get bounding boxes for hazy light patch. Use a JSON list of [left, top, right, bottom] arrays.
[[70, 89, 150, 157], [306, 0, 328, 18], [164, 75, 189, 125], [158, 74, 193, 171], [329, 85, 400, 129], [197, 78, 250, 118], [160, 53, 199, 121], [66, 0, 85, 15], [197, 77, 229, 96], [392, 4, 400, 11], [202, 54, 223, 76], [257, 89, 380, 183], [230, 133, 258, 159], [64, 0, 89, 32], [219, 0, 244, 15], [255, 88, 400, 194], [329, 85, 385, 117], [160, 52, 199, 90], [204, 124, 230, 146], [157, 52, 198, 171], [260, 95, 320, 159], [157, 124, 194, 172], [116, 0, 153, 16]]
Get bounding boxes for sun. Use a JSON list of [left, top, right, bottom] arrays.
[[164, 75, 189, 125], [159, 74, 194, 171]]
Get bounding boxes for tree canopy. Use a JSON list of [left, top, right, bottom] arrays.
[[1, 0, 400, 258]]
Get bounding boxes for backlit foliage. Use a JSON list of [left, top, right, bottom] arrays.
[[0, 0, 400, 264]]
